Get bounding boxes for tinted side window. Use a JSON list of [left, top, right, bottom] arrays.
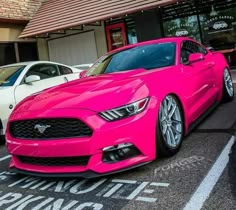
[[26, 64, 60, 80], [181, 48, 192, 64], [181, 41, 207, 63], [197, 44, 208, 55], [183, 41, 207, 55], [58, 65, 73, 75]]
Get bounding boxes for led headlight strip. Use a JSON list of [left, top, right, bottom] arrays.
[[99, 97, 149, 122]]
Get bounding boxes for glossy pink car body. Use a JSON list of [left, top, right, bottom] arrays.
[[6, 37, 230, 177]]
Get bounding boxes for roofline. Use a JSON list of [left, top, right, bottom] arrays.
[[0, 61, 74, 68], [19, 0, 178, 38], [0, 18, 28, 25], [107, 37, 191, 54]]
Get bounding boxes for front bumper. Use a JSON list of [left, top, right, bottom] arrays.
[[10, 161, 151, 178], [6, 99, 157, 176]]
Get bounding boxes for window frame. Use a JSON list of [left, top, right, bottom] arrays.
[[21, 64, 61, 84], [87, 42, 177, 76], [58, 65, 73, 75], [180, 40, 208, 64]]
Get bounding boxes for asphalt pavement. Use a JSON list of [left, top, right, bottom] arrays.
[[232, 69, 236, 83], [0, 87, 235, 210]]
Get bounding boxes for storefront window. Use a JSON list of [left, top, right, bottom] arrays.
[[163, 16, 201, 42], [162, 0, 236, 66], [0, 42, 38, 66], [18, 42, 38, 62], [0, 43, 16, 66], [200, 7, 236, 49], [128, 29, 138, 44], [200, 6, 236, 66]]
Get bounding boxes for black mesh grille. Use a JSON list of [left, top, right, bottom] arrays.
[[18, 156, 90, 166], [10, 118, 93, 139]]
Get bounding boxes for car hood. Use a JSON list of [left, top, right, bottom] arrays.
[[14, 69, 151, 113], [0, 86, 13, 90], [0, 86, 14, 96]]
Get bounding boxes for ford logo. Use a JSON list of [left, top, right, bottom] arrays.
[[34, 124, 51, 134]]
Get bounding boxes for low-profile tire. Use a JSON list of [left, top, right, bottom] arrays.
[[156, 95, 184, 157], [222, 68, 234, 102]]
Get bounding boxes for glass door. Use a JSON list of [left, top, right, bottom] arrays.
[[106, 23, 127, 51]]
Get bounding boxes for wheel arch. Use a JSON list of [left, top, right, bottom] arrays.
[[156, 92, 186, 157], [211, 53, 230, 101]]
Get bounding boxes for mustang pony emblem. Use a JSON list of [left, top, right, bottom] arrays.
[[34, 124, 51, 134]]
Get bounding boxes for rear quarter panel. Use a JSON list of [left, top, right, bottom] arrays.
[[210, 52, 229, 101]]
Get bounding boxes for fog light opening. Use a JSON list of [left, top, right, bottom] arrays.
[[102, 143, 141, 163]]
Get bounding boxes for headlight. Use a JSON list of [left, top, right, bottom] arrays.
[[99, 97, 149, 122]]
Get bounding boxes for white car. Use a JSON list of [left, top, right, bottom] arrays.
[[0, 61, 82, 141]]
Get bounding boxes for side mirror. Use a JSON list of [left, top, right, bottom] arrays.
[[79, 70, 87, 78], [188, 53, 204, 64], [25, 75, 41, 84]]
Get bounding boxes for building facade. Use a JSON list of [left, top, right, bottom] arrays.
[[0, 0, 45, 66], [2, 0, 236, 67], [104, 0, 236, 67]]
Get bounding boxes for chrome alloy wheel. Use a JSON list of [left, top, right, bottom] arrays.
[[224, 68, 234, 97], [159, 95, 183, 149]]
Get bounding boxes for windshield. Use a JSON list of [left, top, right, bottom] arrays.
[[86, 42, 176, 76], [0, 65, 25, 87]]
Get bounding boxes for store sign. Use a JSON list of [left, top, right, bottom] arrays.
[[167, 24, 191, 37], [206, 16, 235, 33], [175, 29, 189, 36]]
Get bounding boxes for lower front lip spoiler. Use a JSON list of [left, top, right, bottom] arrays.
[[10, 161, 152, 179]]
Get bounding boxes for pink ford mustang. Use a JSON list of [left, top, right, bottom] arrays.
[[6, 37, 234, 177]]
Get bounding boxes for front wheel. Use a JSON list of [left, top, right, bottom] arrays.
[[222, 68, 234, 102], [156, 95, 184, 157]]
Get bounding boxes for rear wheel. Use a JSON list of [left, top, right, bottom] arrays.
[[222, 68, 234, 102], [157, 95, 184, 157]]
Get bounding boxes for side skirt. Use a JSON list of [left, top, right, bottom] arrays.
[[187, 101, 220, 134]]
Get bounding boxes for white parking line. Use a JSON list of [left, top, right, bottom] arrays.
[[0, 155, 11, 162], [183, 136, 235, 210]]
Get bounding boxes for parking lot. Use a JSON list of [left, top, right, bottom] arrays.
[[0, 86, 235, 210]]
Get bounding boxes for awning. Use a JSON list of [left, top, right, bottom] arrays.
[[19, 0, 177, 38]]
